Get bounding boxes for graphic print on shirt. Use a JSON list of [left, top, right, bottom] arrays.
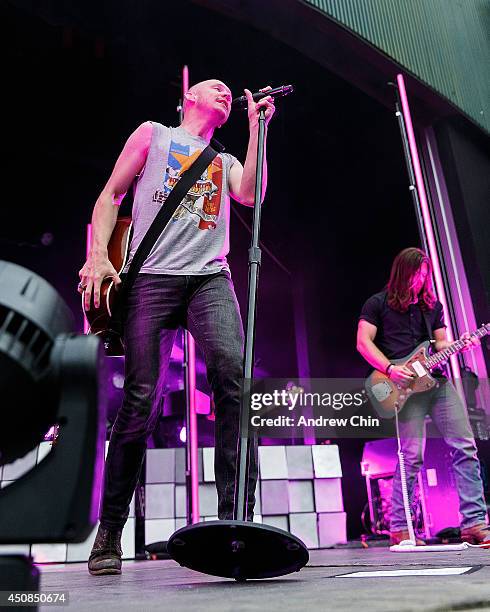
[[152, 141, 223, 230]]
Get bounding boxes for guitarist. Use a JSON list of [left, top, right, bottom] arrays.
[[357, 247, 489, 546], [78, 80, 276, 574]]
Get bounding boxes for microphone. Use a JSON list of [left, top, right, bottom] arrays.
[[231, 85, 294, 110]]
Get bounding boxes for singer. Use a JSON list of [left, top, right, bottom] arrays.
[[78, 79, 275, 575]]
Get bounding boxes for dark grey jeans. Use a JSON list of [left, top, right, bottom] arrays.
[[100, 270, 258, 530]]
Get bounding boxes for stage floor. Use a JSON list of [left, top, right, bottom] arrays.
[[38, 547, 490, 611]]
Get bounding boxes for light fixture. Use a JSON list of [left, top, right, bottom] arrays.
[[0, 261, 107, 592]]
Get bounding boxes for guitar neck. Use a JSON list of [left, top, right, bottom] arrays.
[[425, 324, 489, 369]]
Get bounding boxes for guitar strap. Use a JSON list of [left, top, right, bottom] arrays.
[[111, 137, 225, 329], [421, 307, 435, 343], [421, 305, 448, 376]]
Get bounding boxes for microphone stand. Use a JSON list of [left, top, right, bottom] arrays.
[[233, 107, 265, 521], [167, 107, 309, 582]]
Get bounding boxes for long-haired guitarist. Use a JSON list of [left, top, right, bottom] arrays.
[[78, 80, 275, 575], [357, 247, 489, 546]]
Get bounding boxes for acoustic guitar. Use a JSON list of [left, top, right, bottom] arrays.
[[82, 217, 132, 356], [365, 323, 489, 418]]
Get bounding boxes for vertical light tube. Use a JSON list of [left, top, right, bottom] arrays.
[[187, 330, 199, 524], [396, 74, 462, 380], [182, 64, 200, 524], [182, 65, 189, 100], [84, 223, 92, 333]]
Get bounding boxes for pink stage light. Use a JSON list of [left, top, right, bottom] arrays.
[[179, 426, 187, 444], [186, 324, 200, 524], [396, 74, 461, 380], [83, 224, 92, 333], [182, 65, 189, 98]]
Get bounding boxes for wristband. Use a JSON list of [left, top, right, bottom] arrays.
[[385, 363, 394, 377]]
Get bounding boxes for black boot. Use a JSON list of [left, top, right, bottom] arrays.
[[88, 525, 123, 575]]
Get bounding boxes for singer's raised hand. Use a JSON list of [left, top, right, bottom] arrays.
[[244, 87, 276, 129]]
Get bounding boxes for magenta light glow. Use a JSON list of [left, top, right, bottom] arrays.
[[187, 330, 200, 524], [182, 65, 189, 98], [84, 224, 92, 333], [396, 74, 461, 380]]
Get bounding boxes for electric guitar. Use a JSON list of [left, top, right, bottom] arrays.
[[82, 217, 132, 356], [365, 323, 489, 418]]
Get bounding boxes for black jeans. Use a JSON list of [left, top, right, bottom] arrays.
[[100, 270, 258, 529]]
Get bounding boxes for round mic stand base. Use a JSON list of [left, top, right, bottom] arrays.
[[167, 520, 308, 581]]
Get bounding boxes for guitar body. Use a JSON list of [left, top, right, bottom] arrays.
[[365, 341, 439, 418], [82, 217, 132, 356]]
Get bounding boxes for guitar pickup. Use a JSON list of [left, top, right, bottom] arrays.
[[411, 360, 427, 377]]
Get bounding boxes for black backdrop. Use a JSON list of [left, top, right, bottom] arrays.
[[1, 0, 421, 538]]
